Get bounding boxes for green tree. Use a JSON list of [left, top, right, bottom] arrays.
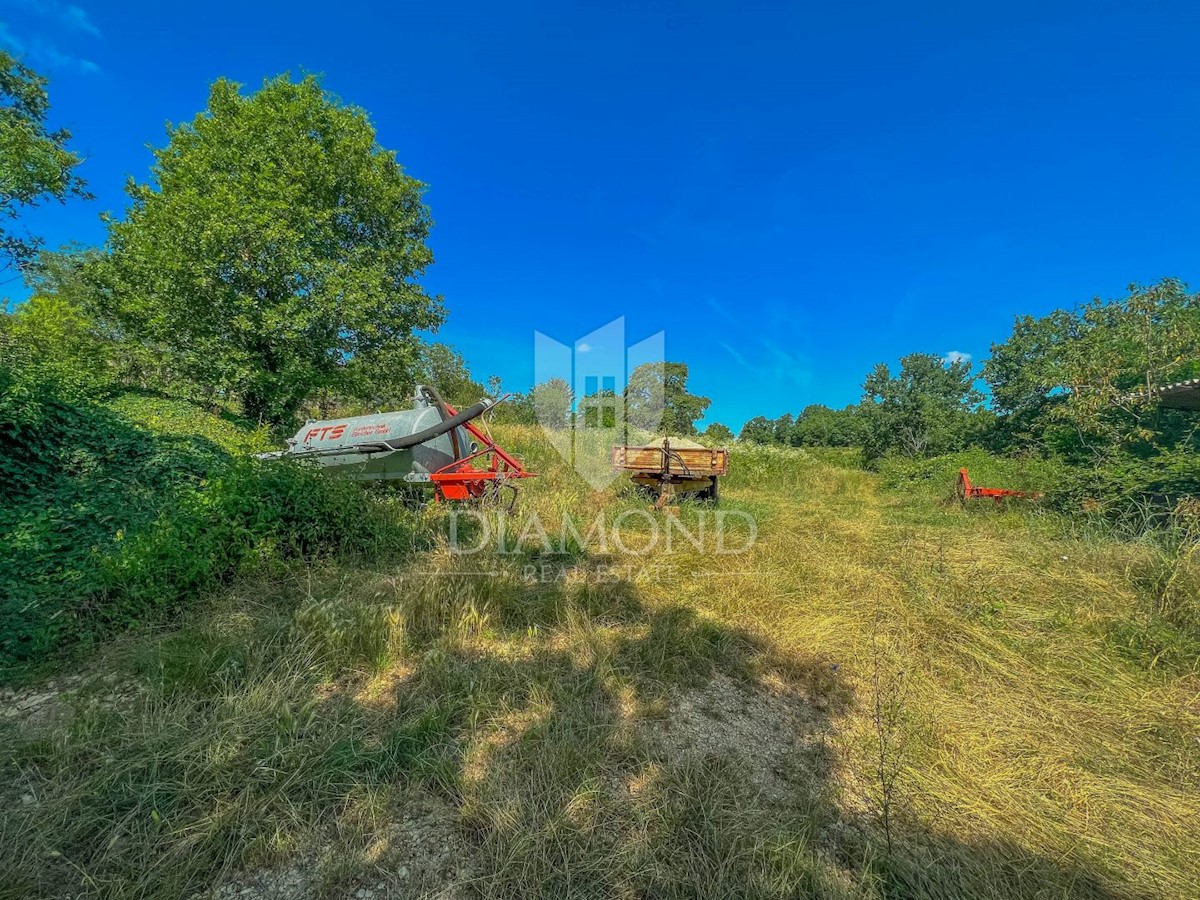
[[490, 389, 537, 425], [532, 377, 573, 430], [96, 74, 443, 426], [416, 343, 486, 408], [579, 388, 618, 429], [985, 279, 1200, 455], [861, 353, 983, 459], [1, 249, 115, 409], [793, 404, 863, 447], [624, 362, 711, 434], [327, 340, 484, 415], [772, 412, 795, 445], [1, 290, 110, 406], [0, 52, 89, 277], [700, 421, 734, 445], [738, 415, 775, 444]]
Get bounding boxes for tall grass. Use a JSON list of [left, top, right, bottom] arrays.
[[2, 425, 1197, 898]]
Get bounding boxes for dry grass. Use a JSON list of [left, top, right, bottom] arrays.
[[1, 428, 1197, 898]]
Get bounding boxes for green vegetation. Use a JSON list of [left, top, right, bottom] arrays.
[[1, 54, 1197, 900], [92, 74, 443, 427], [739, 280, 1200, 523], [0, 50, 89, 276], [700, 420, 735, 444], [625, 361, 712, 435], [859, 352, 987, 460], [531, 377, 573, 429], [0, 389, 419, 670], [2, 431, 1197, 898]]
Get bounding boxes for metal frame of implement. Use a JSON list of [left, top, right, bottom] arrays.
[[956, 468, 1042, 505], [427, 397, 534, 504]]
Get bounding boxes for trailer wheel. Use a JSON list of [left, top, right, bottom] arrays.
[[707, 477, 720, 503]]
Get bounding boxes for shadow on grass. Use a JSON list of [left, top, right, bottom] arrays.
[[0, 544, 1149, 899]]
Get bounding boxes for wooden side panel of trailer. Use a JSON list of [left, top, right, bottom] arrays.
[[611, 446, 729, 476]]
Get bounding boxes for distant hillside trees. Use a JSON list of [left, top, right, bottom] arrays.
[[735, 277, 1199, 513], [93, 74, 443, 427], [742, 355, 987, 459], [701, 422, 734, 444], [739, 404, 862, 447], [738, 416, 775, 444], [792, 404, 862, 447]]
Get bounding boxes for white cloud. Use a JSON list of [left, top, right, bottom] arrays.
[[943, 350, 972, 365], [24, 38, 100, 73], [718, 341, 752, 370], [0, 22, 27, 55], [576, 342, 592, 353], [2, 2, 102, 73], [762, 340, 812, 386], [16, 0, 101, 36], [706, 296, 737, 324], [62, 5, 100, 37]]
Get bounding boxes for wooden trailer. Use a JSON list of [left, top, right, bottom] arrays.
[[611, 437, 730, 507]]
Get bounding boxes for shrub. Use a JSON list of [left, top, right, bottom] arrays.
[[0, 391, 417, 673], [1055, 449, 1200, 523]]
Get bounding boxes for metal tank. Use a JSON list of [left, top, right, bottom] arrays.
[[258, 386, 486, 484]]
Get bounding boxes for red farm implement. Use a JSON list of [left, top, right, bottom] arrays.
[[260, 385, 534, 507], [427, 397, 534, 505], [956, 468, 1043, 505]]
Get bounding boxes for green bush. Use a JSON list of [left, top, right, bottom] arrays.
[[1055, 449, 1200, 522], [0, 294, 114, 409], [0, 390, 417, 673]]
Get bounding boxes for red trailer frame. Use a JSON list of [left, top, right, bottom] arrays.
[[956, 468, 1043, 505], [428, 398, 534, 504]]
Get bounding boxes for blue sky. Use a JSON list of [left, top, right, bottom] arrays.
[[4, 1, 1200, 430]]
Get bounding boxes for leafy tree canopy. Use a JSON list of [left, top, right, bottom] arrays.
[[96, 74, 443, 426], [416, 343, 487, 408], [793, 404, 863, 447], [0, 51, 89, 277], [739, 415, 775, 443], [985, 278, 1200, 453], [532, 377, 573, 430], [625, 361, 711, 434], [700, 421, 734, 445], [861, 352, 983, 459], [323, 340, 484, 416]]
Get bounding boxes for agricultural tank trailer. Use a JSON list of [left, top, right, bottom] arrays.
[[257, 385, 534, 504]]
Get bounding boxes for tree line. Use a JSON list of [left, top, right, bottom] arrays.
[[2, 51, 1195, 503], [739, 279, 1200, 506]]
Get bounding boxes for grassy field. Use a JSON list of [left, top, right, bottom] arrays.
[[2, 424, 1198, 898]]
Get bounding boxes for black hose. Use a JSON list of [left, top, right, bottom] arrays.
[[419, 384, 461, 460], [375, 399, 492, 452]]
